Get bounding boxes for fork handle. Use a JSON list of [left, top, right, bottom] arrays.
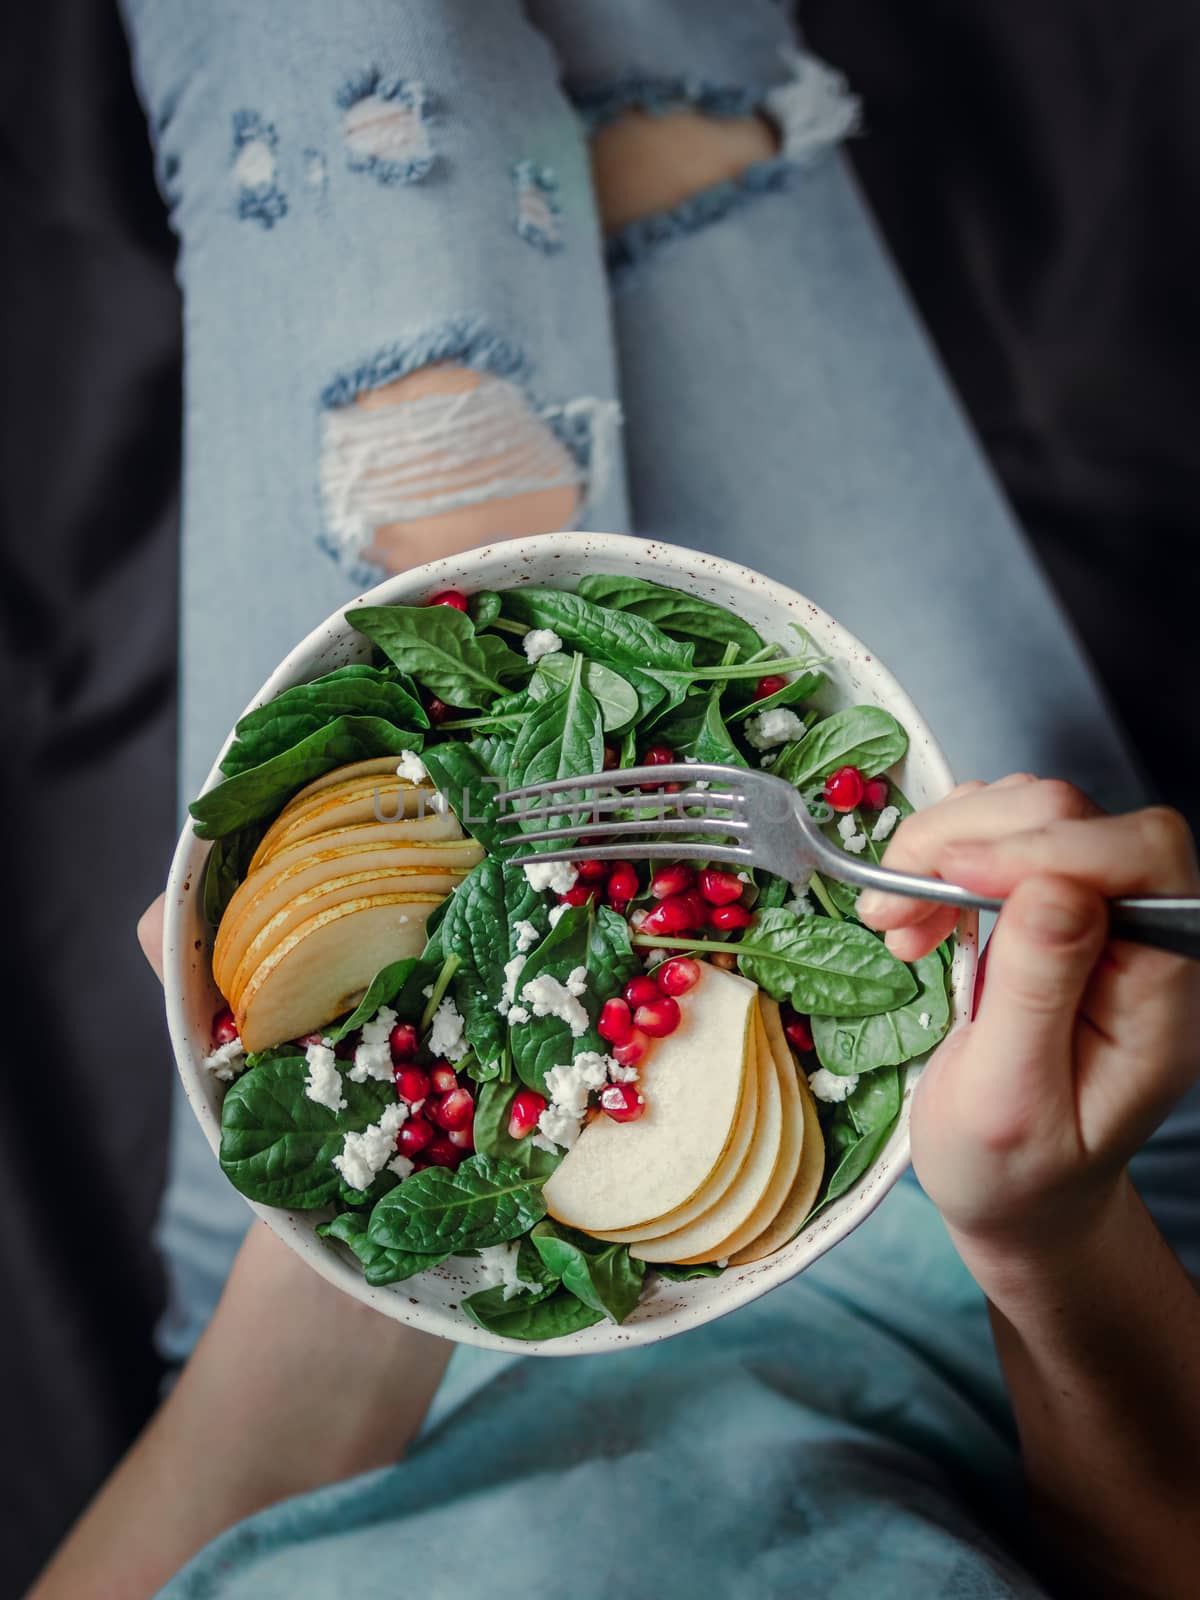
[[829, 860, 1200, 962]]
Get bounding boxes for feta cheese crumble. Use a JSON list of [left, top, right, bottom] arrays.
[[476, 1241, 540, 1300], [533, 1102, 583, 1152], [388, 1154, 415, 1181], [745, 708, 805, 750], [917, 1012, 932, 1030], [522, 859, 579, 895], [784, 890, 815, 916], [518, 968, 589, 1036], [548, 902, 569, 929], [642, 947, 671, 970], [513, 918, 541, 954], [428, 996, 469, 1061], [348, 1005, 397, 1083], [395, 750, 428, 784], [871, 804, 901, 843], [523, 627, 564, 663], [837, 812, 869, 855], [496, 953, 527, 1018], [304, 1039, 347, 1112], [203, 1038, 247, 1082], [544, 1051, 610, 1116], [429, 790, 450, 815], [334, 1102, 408, 1191], [808, 1068, 859, 1103]]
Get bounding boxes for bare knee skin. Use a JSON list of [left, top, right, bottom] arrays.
[[350, 364, 580, 573], [590, 107, 779, 234]]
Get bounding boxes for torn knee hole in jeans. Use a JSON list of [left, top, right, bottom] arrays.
[[318, 328, 618, 577]]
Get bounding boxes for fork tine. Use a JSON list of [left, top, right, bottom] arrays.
[[508, 841, 754, 868], [495, 788, 744, 825], [494, 764, 739, 804], [511, 816, 750, 847]]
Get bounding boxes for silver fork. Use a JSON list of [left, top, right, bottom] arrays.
[[494, 762, 1200, 960]]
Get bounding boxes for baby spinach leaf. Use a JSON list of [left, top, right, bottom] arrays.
[[318, 1211, 446, 1286], [528, 652, 640, 733], [772, 706, 908, 790], [367, 1155, 547, 1255], [503, 586, 695, 674], [472, 1081, 562, 1177], [654, 1261, 726, 1282], [441, 859, 510, 1071], [576, 574, 763, 665], [202, 822, 265, 925], [462, 1282, 605, 1341], [757, 873, 792, 911], [726, 671, 825, 721], [347, 605, 527, 708], [507, 655, 605, 843], [218, 1055, 393, 1208], [324, 958, 420, 1045], [337, 1168, 400, 1209], [812, 951, 950, 1074], [649, 684, 746, 767], [420, 740, 515, 858], [810, 1068, 903, 1217], [529, 1221, 646, 1324], [735, 908, 917, 1017], [468, 591, 503, 630], [508, 904, 595, 1095], [222, 668, 429, 775], [190, 715, 422, 839], [587, 906, 642, 999]]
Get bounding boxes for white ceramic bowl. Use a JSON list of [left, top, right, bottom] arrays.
[[164, 533, 976, 1356]]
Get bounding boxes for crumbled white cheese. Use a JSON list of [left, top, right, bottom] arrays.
[[917, 1012, 932, 1030], [429, 790, 450, 815], [759, 754, 777, 769], [428, 996, 469, 1061], [422, 985, 434, 999], [522, 859, 579, 895], [837, 813, 869, 855], [607, 1058, 640, 1084], [203, 1038, 247, 1082], [545, 1051, 611, 1116], [348, 1005, 397, 1083], [737, 872, 751, 884], [530, 1131, 560, 1154], [304, 1040, 347, 1112], [388, 1154, 415, 1181], [642, 947, 670, 970], [784, 891, 816, 916], [496, 953, 527, 1018], [395, 750, 428, 784], [746, 708, 806, 750], [518, 970, 590, 1036], [682, 756, 712, 792], [507, 1005, 530, 1024], [535, 1101, 584, 1150], [334, 1102, 409, 1189], [716, 1257, 730, 1268], [476, 1241, 540, 1300], [523, 627, 564, 663], [548, 902, 569, 929], [808, 1068, 859, 1103], [871, 804, 901, 843], [513, 918, 541, 954]]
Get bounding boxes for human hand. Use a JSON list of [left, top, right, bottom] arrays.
[[857, 777, 1200, 1260]]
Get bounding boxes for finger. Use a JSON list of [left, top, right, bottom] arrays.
[[137, 893, 166, 985], [883, 907, 960, 963], [859, 777, 1099, 930]]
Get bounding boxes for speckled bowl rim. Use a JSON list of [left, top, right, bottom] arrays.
[[164, 532, 976, 1356]]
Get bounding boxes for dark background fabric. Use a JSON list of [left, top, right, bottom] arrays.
[[0, 1, 1195, 1591]]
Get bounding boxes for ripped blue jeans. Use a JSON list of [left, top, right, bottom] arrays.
[[118, 0, 1190, 1365]]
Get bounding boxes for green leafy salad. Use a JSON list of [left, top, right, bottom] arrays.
[[191, 574, 954, 1342]]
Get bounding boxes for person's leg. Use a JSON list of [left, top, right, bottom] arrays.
[[119, 0, 627, 1360]]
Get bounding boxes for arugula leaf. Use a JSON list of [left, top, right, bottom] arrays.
[[324, 958, 419, 1045], [508, 904, 595, 1095], [202, 822, 265, 925], [772, 706, 908, 789], [529, 1221, 645, 1323], [507, 655, 605, 845], [218, 1055, 393, 1208], [528, 652, 640, 733], [462, 1282, 605, 1340], [190, 715, 422, 839], [654, 1261, 727, 1282], [347, 605, 527, 708], [812, 951, 950, 1074], [318, 1211, 446, 1286], [576, 573, 763, 665], [735, 908, 917, 1017], [472, 1081, 562, 1177], [503, 586, 695, 674], [366, 1155, 547, 1255], [441, 859, 510, 1071], [420, 740, 516, 858]]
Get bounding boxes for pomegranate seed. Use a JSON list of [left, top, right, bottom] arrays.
[[575, 858, 608, 882], [698, 868, 745, 906], [430, 1064, 458, 1095], [559, 883, 597, 908], [395, 1065, 431, 1105], [623, 975, 661, 1010], [612, 1028, 650, 1067], [427, 589, 469, 611], [431, 1086, 474, 1131], [397, 1116, 435, 1158], [607, 862, 639, 904], [426, 696, 451, 725], [296, 1031, 325, 1048], [508, 1089, 547, 1140], [603, 743, 620, 771], [600, 1083, 645, 1122], [424, 1135, 463, 1168], [634, 996, 681, 1037], [657, 957, 701, 996], [598, 997, 633, 1045], [640, 894, 699, 936], [783, 1013, 814, 1054], [753, 674, 788, 701], [447, 1124, 475, 1151], [388, 1022, 419, 1061], [650, 863, 695, 899], [861, 777, 890, 810], [212, 1007, 239, 1046], [662, 781, 683, 794], [643, 744, 675, 765], [824, 765, 865, 812], [681, 891, 711, 928], [710, 904, 754, 931]]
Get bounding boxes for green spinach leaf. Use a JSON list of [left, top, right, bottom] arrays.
[[462, 1282, 605, 1340], [347, 605, 527, 708], [810, 1068, 903, 1217], [202, 823, 266, 925], [508, 904, 595, 1095], [528, 652, 640, 733], [772, 706, 908, 790], [222, 667, 428, 775], [441, 859, 511, 1070], [420, 740, 516, 858], [576, 574, 763, 665], [324, 958, 420, 1045], [735, 908, 917, 1016], [367, 1155, 547, 1255], [472, 1081, 562, 1177], [507, 655, 605, 843], [503, 586, 695, 673], [654, 1261, 727, 1282], [812, 951, 950, 1074], [318, 1211, 446, 1286], [529, 1221, 645, 1323]]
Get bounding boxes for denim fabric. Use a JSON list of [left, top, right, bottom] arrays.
[[117, 0, 1194, 1591]]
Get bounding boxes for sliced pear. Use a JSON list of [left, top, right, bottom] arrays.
[[236, 892, 440, 1053], [730, 1070, 825, 1266], [249, 775, 442, 869], [630, 1005, 784, 1264], [254, 797, 461, 870], [213, 836, 482, 993], [288, 756, 415, 804], [586, 1014, 761, 1244], [542, 965, 756, 1233], [249, 819, 467, 882]]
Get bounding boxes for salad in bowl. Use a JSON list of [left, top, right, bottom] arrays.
[[166, 534, 975, 1352]]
